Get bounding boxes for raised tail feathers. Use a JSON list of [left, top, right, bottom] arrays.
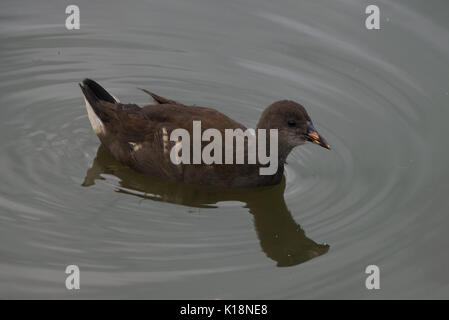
[[79, 79, 118, 135]]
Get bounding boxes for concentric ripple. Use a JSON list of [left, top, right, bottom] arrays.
[[1, 0, 449, 299]]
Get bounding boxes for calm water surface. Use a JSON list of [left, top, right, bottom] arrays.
[[1, 0, 449, 298]]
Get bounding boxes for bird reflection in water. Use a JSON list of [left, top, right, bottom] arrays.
[[83, 145, 329, 267]]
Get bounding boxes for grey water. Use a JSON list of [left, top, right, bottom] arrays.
[[1, 0, 449, 299]]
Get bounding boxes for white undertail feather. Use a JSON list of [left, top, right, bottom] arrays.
[[84, 97, 105, 135]]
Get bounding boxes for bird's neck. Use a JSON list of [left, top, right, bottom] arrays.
[[254, 124, 291, 184]]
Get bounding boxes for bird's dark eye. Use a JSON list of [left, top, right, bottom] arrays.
[[287, 120, 296, 127]]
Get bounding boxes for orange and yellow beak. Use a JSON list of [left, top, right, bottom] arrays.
[[306, 121, 331, 150]]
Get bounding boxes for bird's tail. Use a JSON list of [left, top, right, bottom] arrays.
[[79, 78, 118, 135]]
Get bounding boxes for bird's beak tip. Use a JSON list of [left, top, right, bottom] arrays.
[[307, 122, 330, 150]]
